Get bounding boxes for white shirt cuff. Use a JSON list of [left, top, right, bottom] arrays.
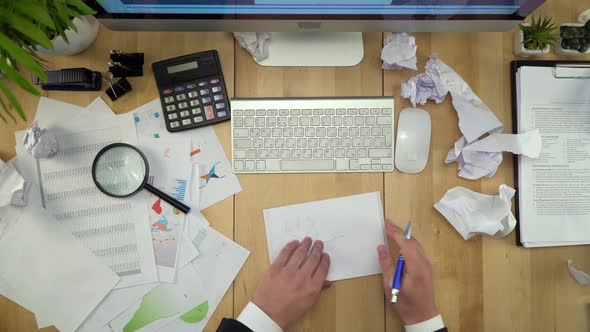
[[405, 314, 445, 332], [237, 302, 283, 332]]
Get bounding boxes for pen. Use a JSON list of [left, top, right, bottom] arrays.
[[391, 219, 412, 303]]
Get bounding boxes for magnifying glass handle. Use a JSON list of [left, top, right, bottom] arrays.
[[144, 183, 191, 214]]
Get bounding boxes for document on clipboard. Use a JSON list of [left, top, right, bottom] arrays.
[[512, 61, 590, 248]]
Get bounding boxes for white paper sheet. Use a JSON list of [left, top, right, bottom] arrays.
[[234, 32, 271, 62], [516, 66, 590, 247], [446, 129, 542, 180], [434, 185, 516, 240], [381, 33, 417, 71], [34, 97, 84, 127], [0, 159, 28, 207], [16, 104, 158, 289], [264, 192, 386, 281], [133, 99, 241, 210], [0, 205, 119, 332], [107, 213, 249, 332], [567, 260, 590, 286]]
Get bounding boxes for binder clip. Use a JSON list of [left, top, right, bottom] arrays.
[[108, 61, 143, 78], [110, 50, 144, 65], [104, 73, 132, 101]]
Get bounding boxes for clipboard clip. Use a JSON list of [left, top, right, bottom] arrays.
[[554, 64, 590, 79]]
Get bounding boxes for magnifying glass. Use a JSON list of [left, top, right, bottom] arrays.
[[92, 143, 190, 214]]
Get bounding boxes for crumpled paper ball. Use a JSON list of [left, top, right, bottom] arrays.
[[23, 121, 58, 159]]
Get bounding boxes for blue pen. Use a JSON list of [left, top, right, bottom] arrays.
[[391, 219, 412, 303]]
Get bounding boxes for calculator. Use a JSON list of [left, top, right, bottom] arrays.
[[152, 50, 230, 132]]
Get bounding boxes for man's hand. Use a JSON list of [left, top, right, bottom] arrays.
[[377, 219, 439, 325], [253, 237, 331, 329]]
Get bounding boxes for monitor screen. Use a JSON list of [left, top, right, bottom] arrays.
[[98, 0, 542, 17]]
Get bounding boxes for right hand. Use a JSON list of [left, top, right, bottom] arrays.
[[252, 237, 331, 329], [377, 219, 439, 325]]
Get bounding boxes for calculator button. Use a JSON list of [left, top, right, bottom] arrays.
[[164, 97, 174, 104], [166, 105, 176, 112], [190, 100, 200, 107], [163, 89, 173, 95], [194, 116, 204, 123], [176, 94, 186, 101], [170, 121, 180, 128], [178, 102, 188, 109], [168, 113, 178, 120], [200, 89, 210, 95], [213, 94, 223, 101], [217, 111, 228, 118], [215, 102, 225, 110], [198, 81, 208, 87], [212, 86, 222, 93], [204, 105, 215, 120], [210, 78, 220, 84], [180, 110, 190, 117], [191, 108, 202, 115], [188, 91, 198, 98], [182, 119, 192, 126], [186, 84, 197, 89], [174, 86, 185, 92], [202, 97, 212, 104]]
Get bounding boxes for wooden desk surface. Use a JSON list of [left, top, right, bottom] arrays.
[[2, 1, 590, 331]]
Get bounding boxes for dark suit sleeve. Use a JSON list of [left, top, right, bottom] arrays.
[[216, 318, 254, 332], [435, 328, 448, 332]]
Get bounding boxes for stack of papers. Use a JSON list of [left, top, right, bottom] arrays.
[[515, 66, 590, 247], [0, 97, 248, 332]]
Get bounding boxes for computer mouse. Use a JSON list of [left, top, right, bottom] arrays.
[[395, 108, 431, 174]]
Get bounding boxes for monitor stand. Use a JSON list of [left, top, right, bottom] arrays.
[[255, 32, 364, 67]]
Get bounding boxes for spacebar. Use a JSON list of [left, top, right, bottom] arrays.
[[280, 160, 335, 171]]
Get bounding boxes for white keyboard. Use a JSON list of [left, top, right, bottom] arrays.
[[230, 97, 395, 173]]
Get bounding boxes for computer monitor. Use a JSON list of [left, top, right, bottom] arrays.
[[94, 0, 545, 66]]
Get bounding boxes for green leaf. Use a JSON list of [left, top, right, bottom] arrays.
[[179, 301, 209, 324], [0, 10, 54, 50], [68, 0, 97, 15], [0, 80, 25, 121], [0, 60, 40, 96], [0, 92, 18, 123], [0, 107, 7, 123], [13, 2, 55, 29], [0, 33, 45, 78]]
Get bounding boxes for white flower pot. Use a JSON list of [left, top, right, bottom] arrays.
[[514, 24, 551, 57], [556, 23, 590, 56], [36, 15, 99, 56]]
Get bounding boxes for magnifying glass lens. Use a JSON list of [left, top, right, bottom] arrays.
[[93, 146, 147, 197]]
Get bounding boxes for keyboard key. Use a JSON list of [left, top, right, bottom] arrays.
[[234, 128, 249, 138], [308, 138, 318, 148], [234, 160, 244, 171], [343, 116, 354, 126], [302, 149, 312, 159], [258, 149, 268, 159], [245, 109, 255, 116], [244, 117, 255, 127], [365, 116, 375, 126], [279, 109, 289, 116], [246, 149, 257, 159], [278, 117, 288, 127], [163, 89, 173, 95], [291, 149, 301, 158], [360, 164, 371, 170], [164, 96, 174, 103], [372, 165, 381, 170], [272, 128, 282, 137], [349, 127, 360, 137], [371, 108, 381, 115], [264, 139, 274, 148], [336, 108, 346, 115], [234, 149, 246, 159], [234, 139, 253, 148], [202, 97, 212, 104], [321, 116, 331, 126], [357, 148, 368, 158], [313, 149, 323, 158], [338, 127, 348, 137], [178, 102, 188, 109], [268, 109, 278, 116], [280, 149, 290, 159], [330, 138, 340, 148], [355, 117, 364, 126], [319, 138, 330, 148], [182, 119, 191, 126], [327, 128, 337, 137], [336, 159, 348, 171], [360, 127, 371, 136], [200, 89, 210, 95], [302, 109, 312, 115], [188, 91, 198, 98], [347, 108, 358, 115], [297, 138, 307, 148], [385, 134, 393, 147], [350, 159, 359, 170], [166, 105, 176, 112], [176, 94, 187, 101], [372, 127, 382, 136], [256, 118, 265, 127], [369, 148, 392, 158], [267, 117, 277, 127], [316, 127, 327, 137], [175, 86, 185, 92], [180, 110, 190, 117], [312, 109, 322, 115], [324, 149, 334, 158], [275, 138, 285, 148], [305, 127, 315, 137], [360, 108, 370, 115], [212, 86, 222, 93], [204, 105, 215, 120], [286, 138, 296, 148], [299, 117, 310, 126], [290, 109, 301, 116], [269, 149, 279, 159], [371, 159, 381, 165], [198, 81, 208, 87], [375, 138, 385, 147], [284, 127, 294, 137], [215, 103, 225, 110], [353, 138, 363, 147], [168, 113, 178, 120], [190, 100, 200, 107], [234, 110, 243, 116], [363, 138, 374, 147], [341, 138, 351, 147], [294, 127, 305, 137], [333, 116, 342, 126], [325, 109, 335, 115], [257, 109, 266, 116], [245, 160, 255, 171], [256, 160, 266, 171], [186, 84, 197, 89], [260, 128, 270, 137], [383, 164, 393, 171], [382, 108, 393, 115], [253, 139, 263, 148], [335, 148, 345, 158], [310, 116, 321, 126], [288, 118, 298, 126], [281, 160, 334, 171], [377, 116, 392, 125], [346, 148, 356, 158], [210, 79, 220, 84], [194, 116, 204, 123]]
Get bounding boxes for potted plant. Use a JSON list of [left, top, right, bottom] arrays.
[[514, 15, 557, 57], [557, 21, 590, 55], [0, 0, 96, 122]]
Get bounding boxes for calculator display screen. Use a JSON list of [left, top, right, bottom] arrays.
[[167, 61, 199, 74]]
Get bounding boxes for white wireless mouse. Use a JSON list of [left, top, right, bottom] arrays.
[[395, 108, 431, 174]]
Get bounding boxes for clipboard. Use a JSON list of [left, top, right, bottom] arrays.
[[510, 60, 590, 246]]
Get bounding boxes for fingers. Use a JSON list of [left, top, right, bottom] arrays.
[[311, 253, 330, 287], [271, 240, 300, 269], [322, 281, 332, 289], [377, 244, 395, 291], [301, 240, 324, 276], [285, 237, 312, 270], [385, 220, 406, 248]]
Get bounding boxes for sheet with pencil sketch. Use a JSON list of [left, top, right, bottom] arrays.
[[15, 108, 158, 289], [264, 192, 387, 281]]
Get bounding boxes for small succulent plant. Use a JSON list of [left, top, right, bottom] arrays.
[[560, 20, 590, 53], [519, 15, 558, 50]]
